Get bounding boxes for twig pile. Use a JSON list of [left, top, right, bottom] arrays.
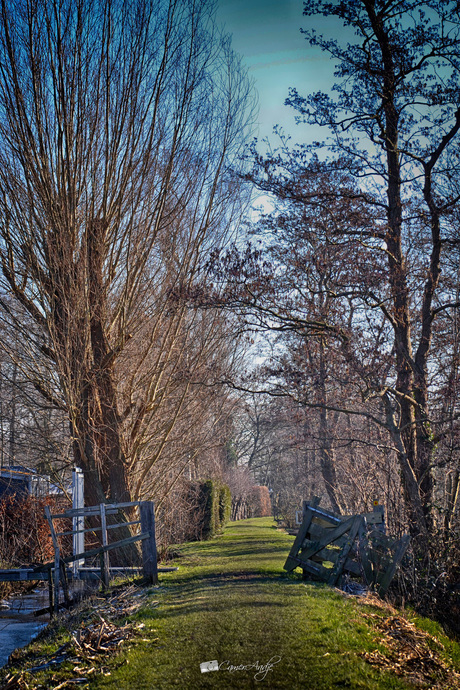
[[0, 584, 159, 690], [360, 612, 460, 689]]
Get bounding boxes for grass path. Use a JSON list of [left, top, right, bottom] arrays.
[[4, 518, 459, 689], [89, 518, 458, 689]]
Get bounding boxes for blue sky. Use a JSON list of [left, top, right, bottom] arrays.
[[216, 0, 335, 143]]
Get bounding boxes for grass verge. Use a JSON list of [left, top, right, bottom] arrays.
[[1, 517, 459, 689]]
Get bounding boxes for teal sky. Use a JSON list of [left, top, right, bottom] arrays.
[[216, 0, 335, 143]]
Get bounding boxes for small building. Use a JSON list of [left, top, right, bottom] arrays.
[[0, 465, 51, 500]]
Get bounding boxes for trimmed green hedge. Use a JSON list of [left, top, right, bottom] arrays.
[[200, 480, 232, 539], [219, 483, 232, 526]]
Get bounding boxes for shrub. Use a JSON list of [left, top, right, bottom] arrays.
[[248, 486, 272, 518], [218, 483, 232, 527], [198, 480, 232, 539], [0, 494, 71, 598], [201, 480, 220, 539]]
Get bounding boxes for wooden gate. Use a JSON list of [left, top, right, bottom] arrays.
[[283, 497, 410, 596], [44, 500, 158, 614]]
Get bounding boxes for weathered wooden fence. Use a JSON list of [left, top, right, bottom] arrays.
[[283, 497, 410, 597], [44, 500, 158, 614]]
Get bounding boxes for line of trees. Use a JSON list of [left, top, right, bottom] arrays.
[[0, 0, 255, 509], [0, 0, 459, 611], [209, 0, 460, 563]]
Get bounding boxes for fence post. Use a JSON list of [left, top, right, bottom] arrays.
[[100, 503, 110, 589], [44, 505, 61, 615], [46, 567, 54, 615], [140, 501, 158, 584], [72, 467, 85, 576], [373, 500, 385, 533]]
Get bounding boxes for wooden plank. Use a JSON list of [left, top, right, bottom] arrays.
[[372, 504, 385, 532], [308, 505, 342, 525], [48, 569, 54, 615], [53, 546, 60, 615], [50, 501, 142, 519], [44, 505, 59, 550], [311, 516, 342, 529], [308, 523, 349, 548], [36, 532, 149, 571], [60, 559, 71, 606], [358, 518, 373, 586], [367, 505, 385, 526], [290, 556, 331, 579], [376, 534, 410, 596], [65, 532, 149, 564], [55, 519, 141, 537], [367, 529, 392, 547], [283, 497, 320, 572], [106, 520, 140, 530], [0, 569, 51, 581], [300, 546, 361, 576], [299, 517, 356, 563], [328, 515, 363, 587], [140, 501, 158, 585]]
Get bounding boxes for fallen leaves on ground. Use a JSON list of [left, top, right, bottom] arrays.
[[360, 611, 460, 689], [0, 584, 159, 690]]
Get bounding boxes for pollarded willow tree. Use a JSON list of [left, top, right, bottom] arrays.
[[223, 0, 460, 551], [0, 0, 254, 506]]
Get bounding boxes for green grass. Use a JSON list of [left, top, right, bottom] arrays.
[[4, 518, 460, 689], [88, 518, 451, 689]]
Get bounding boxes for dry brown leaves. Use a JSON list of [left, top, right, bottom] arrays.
[[360, 611, 460, 689], [0, 673, 30, 690], [0, 584, 159, 690]]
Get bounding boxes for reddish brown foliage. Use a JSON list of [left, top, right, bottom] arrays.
[[0, 494, 71, 567], [248, 486, 272, 518]]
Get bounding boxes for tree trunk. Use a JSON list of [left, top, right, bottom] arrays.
[[367, 0, 431, 547], [318, 337, 341, 513]]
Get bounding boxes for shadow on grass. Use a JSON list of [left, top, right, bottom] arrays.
[[164, 570, 291, 588], [141, 597, 289, 621], [135, 572, 310, 622]]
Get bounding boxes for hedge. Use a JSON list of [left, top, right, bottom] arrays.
[[200, 479, 232, 539], [231, 485, 272, 520]]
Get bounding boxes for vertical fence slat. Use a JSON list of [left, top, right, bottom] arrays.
[[140, 501, 158, 585], [45, 505, 60, 616], [72, 468, 85, 575], [100, 503, 110, 589]]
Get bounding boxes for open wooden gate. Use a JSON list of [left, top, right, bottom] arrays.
[[283, 497, 410, 596]]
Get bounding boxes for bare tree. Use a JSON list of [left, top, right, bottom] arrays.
[[212, 0, 460, 555], [0, 0, 254, 506]]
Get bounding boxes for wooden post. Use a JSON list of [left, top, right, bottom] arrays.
[[72, 468, 85, 576], [48, 568, 54, 618], [358, 518, 373, 586], [60, 559, 71, 607], [53, 547, 60, 614], [373, 501, 385, 533], [100, 503, 110, 590], [45, 505, 61, 614], [376, 534, 411, 596], [284, 496, 320, 572], [328, 515, 363, 587], [140, 501, 158, 584]]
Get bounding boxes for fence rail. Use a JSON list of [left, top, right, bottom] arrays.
[[44, 500, 158, 614]]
